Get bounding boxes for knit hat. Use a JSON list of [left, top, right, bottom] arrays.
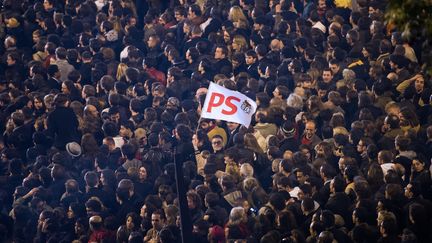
[[66, 142, 82, 157], [281, 121, 296, 138]]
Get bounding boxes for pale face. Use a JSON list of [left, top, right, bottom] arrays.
[[362, 47, 369, 58], [174, 11, 184, 22], [214, 47, 224, 60], [245, 55, 255, 65], [322, 71, 333, 83], [415, 76, 425, 92], [75, 222, 84, 234], [139, 167, 147, 180], [188, 7, 196, 19], [43, 0, 52, 11], [211, 138, 223, 152], [412, 159, 424, 173], [318, 0, 326, 9], [151, 213, 163, 229], [338, 158, 346, 172], [273, 88, 281, 98], [140, 205, 146, 218], [61, 83, 69, 94], [147, 36, 158, 48], [6, 55, 15, 66], [126, 216, 134, 230], [34, 99, 43, 109], [296, 171, 307, 185], [226, 122, 239, 131], [223, 30, 231, 44], [119, 125, 132, 138], [305, 122, 316, 139], [33, 34, 40, 44], [185, 50, 192, 62], [67, 206, 74, 219], [357, 140, 366, 153]]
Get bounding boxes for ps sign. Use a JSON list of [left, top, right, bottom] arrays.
[[201, 82, 257, 127], [206, 92, 240, 115]]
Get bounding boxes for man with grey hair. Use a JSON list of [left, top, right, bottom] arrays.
[[287, 93, 304, 111], [118, 178, 143, 210], [81, 85, 96, 99]]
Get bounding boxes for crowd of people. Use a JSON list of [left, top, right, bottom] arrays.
[[0, 0, 432, 242]]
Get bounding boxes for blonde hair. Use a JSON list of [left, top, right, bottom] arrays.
[[116, 63, 128, 80], [228, 6, 249, 28], [240, 163, 254, 178], [121, 0, 137, 17], [232, 35, 249, 53], [243, 177, 259, 192], [307, 68, 320, 84], [225, 162, 240, 183], [108, 16, 122, 33]]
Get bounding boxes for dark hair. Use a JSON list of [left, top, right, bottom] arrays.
[[121, 143, 137, 160], [84, 171, 99, 187], [175, 124, 192, 142]]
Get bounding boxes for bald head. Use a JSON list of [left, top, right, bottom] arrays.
[[270, 39, 283, 51], [84, 105, 98, 117]]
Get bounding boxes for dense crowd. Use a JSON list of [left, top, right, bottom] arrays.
[[0, 0, 432, 242]]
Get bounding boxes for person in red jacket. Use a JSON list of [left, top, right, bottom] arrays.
[[143, 57, 166, 86], [88, 215, 110, 243]]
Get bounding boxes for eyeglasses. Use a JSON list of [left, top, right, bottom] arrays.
[[212, 141, 222, 145]]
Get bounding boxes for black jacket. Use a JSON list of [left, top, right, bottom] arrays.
[[325, 192, 353, 228], [47, 106, 80, 149]]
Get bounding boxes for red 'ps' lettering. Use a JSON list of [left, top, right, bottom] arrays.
[[206, 92, 225, 112], [206, 92, 241, 115], [222, 96, 240, 115]]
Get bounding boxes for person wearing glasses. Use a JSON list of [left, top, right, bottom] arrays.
[[199, 119, 228, 147]]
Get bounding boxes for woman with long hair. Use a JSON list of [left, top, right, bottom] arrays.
[[244, 133, 264, 154], [81, 133, 100, 158], [231, 34, 249, 56], [62, 80, 82, 102], [399, 107, 420, 133], [367, 162, 384, 194], [228, 6, 249, 30], [117, 212, 141, 243], [33, 95, 46, 118], [410, 158, 431, 194]]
